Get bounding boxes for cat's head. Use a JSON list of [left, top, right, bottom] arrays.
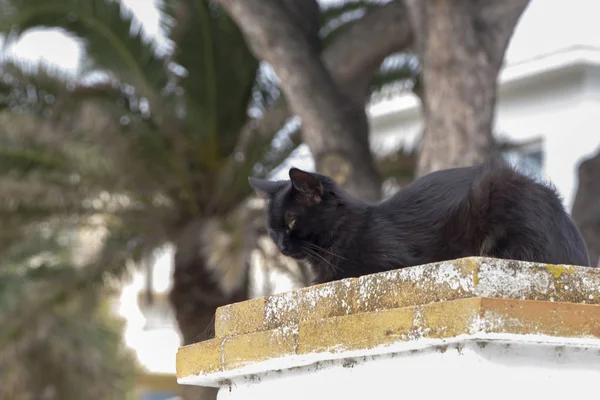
[[248, 168, 344, 260]]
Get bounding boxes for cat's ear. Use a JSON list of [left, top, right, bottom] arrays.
[[248, 177, 282, 200], [289, 167, 323, 205]]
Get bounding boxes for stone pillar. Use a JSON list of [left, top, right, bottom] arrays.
[[176, 257, 600, 399]]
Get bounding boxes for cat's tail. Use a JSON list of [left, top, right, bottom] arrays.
[[468, 158, 516, 219], [467, 159, 590, 266], [468, 157, 561, 224], [467, 159, 527, 256]]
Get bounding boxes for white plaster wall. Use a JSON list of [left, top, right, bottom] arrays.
[[218, 340, 600, 400], [494, 67, 600, 210]]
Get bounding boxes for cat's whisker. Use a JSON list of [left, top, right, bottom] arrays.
[[302, 242, 347, 261], [302, 247, 342, 273], [301, 249, 328, 278]]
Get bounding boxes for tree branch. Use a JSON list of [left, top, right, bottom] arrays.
[[477, 1, 531, 66], [323, 0, 413, 88], [280, 0, 322, 53], [232, 0, 413, 160], [216, 0, 413, 201]]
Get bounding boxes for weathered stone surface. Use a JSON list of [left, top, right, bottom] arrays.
[[216, 296, 267, 338], [297, 303, 417, 354], [215, 257, 600, 338], [177, 257, 600, 384], [176, 338, 222, 379], [223, 327, 298, 370], [479, 297, 600, 338], [177, 296, 600, 382]]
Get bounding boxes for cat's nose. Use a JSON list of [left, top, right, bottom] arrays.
[[276, 236, 288, 252]]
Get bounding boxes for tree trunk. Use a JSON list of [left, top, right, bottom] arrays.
[[405, 0, 530, 177], [169, 219, 250, 400], [217, 0, 384, 201], [572, 149, 600, 268], [214, 1, 413, 203], [280, 0, 321, 54]]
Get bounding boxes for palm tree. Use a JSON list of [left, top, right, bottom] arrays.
[[0, 0, 287, 345], [0, 1, 417, 398]]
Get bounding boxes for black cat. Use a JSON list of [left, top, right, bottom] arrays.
[[249, 160, 591, 284]]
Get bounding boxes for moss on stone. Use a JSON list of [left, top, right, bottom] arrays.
[[545, 264, 573, 279]]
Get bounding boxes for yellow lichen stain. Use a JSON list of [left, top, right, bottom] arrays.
[[457, 257, 480, 285], [473, 268, 480, 285], [546, 264, 575, 280]]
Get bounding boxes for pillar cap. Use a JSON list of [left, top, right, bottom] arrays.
[[176, 257, 600, 386]]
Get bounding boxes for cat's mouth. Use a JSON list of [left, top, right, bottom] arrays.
[[279, 248, 304, 260]]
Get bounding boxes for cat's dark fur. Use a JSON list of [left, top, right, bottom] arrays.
[[249, 160, 591, 284]]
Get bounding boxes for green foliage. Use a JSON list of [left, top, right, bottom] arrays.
[[0, 0, 288, 307], [0, 231, 137, 400], [0, 0, 169, 94], [161, 0, 259, 158]]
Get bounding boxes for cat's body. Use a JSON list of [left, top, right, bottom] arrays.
[[249, 160, 591, 284]]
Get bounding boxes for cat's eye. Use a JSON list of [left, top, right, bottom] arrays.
[[287, 219, 296, 230]]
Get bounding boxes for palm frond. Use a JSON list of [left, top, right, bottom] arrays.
[[0, 61, 75, 115], [0, 221, 150, 345], [0, 301, 136, 400], [1, 63, 170, 190], [0, 0, 169, 95], [0, 112, 118, 205], [161, 0, 259, 161], [207, 113, 300, 214], [0, 75, 175, 275]]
